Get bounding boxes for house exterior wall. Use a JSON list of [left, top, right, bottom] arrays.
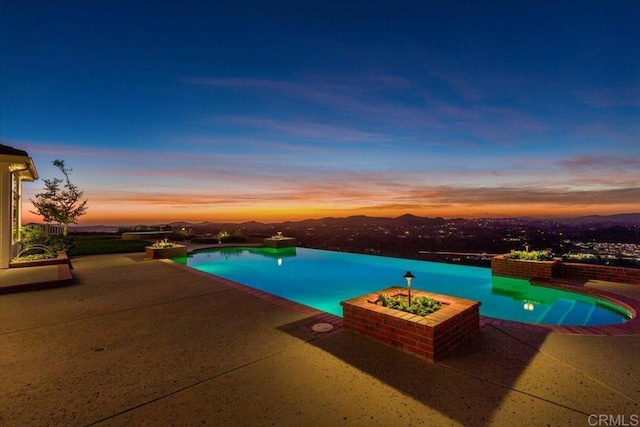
[[0, 165, 27, 268], [0, 149, 38, 269], [0, 166, 13, 269]]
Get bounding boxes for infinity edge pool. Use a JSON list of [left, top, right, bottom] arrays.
[[172, 246, 640, 336]]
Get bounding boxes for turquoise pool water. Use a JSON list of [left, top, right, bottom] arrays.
[[179, 247, 632, 326]]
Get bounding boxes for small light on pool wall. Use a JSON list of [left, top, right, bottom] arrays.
[[277, 258, 282, 266], [403, 271, 415, 306], [523, 300, 535, 311]]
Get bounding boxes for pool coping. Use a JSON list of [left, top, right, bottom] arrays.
[[165, 259, 640, 336]]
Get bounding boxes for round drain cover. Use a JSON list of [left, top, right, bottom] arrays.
[[311, 323, 334, 332]]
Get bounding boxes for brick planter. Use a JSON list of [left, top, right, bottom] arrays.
[[492, 255, 640, 285], [263, 237, 297, 249], [9, 251, 70, 268], [491, 255, 560, 280], [145, 245, 187, 259], [341, 286, 480, 361]]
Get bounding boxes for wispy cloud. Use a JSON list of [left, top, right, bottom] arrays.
[[429, 69, 484, 102], [1, 139, 116, 158], [558, 155, 640, 171], [185, 77, 358, 110], [575, 86, 640, 108], [214, 116, 390, 144], [186, 74, 554, 150], [354, 186, 640, 215]]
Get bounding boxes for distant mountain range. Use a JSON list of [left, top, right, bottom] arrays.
[[69, 213, 640, 232], [546, 213, 640, 225]]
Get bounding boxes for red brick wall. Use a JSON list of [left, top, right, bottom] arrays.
[[558, 262, 640, 285], [491, 255, 640, 285], [432, 307, 480, 360], [342, 304, 438, 359], [145, 245, 188, 259], [491, 256, 558, 280]]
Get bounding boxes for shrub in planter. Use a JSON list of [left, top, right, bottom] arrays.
[[377, 293, 442, 317], [145, 239, 187, 259], [505, 250, 553, 261], [152, 238, 175, 249], [15, 226, 73, 261]]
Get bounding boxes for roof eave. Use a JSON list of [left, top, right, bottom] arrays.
[[1, 154, 39, 181]]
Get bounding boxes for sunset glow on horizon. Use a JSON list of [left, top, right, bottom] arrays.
[[3, 1, 639, 226]]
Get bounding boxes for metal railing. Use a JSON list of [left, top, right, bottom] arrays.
[[30, 223, 64, 236]]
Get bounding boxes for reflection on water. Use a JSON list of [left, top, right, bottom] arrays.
[[175, 246, 297, 264], [491, 275, 631, 324]]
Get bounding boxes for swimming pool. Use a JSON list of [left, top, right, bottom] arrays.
[[179, 247, 632, 326]]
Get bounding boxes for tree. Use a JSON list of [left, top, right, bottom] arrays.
[[30, 160, 88, 236]]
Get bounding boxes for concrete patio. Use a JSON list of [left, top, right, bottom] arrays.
[[1, 252, 638, 426]]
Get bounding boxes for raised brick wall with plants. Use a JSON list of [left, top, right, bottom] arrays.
[[492, 255, 640, 285], [263, 237, 297, 248], [341, 286, 480, 361], [491, 255, 559, 280], [145, 245, 187, 259]]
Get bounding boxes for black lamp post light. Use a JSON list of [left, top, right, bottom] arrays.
[[403, 270, 415, 306]]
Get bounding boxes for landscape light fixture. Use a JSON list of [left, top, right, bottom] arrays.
[[403, 271, 415, 306]]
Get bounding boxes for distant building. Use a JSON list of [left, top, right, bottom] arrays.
[[0, 144, 38, 269]]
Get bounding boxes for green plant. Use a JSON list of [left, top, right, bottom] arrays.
[[12, 253, 54, 262], [68, 238, 148, 256], [218, 230, 248, 243], [13, 226, 67, 261], [220, 235, 248, 243], [47, 235, 74, 252], [20, 226, 49, 246], [378, 293, 442, 317], [152, 238, 175, 248], [20, 225, 73, 252], [505, 250, 553, 261]]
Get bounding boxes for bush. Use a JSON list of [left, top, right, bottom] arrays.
[[505, 250, 553, 261], [378, 293, 442, 317], [21, 226, 73, 251], [14, 226, 73, 261], [12, 253, 55, 262], [21, 226, 49, 246], [220, 235, 248, 244], [68, 239, 149, 256]]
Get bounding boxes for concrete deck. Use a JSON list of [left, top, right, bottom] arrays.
[[1, 253, 638, 426]]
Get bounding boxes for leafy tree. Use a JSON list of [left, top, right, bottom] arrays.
[[30, 160, 88, 236]]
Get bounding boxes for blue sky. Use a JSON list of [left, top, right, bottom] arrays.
[[2, 0, 639, 225]]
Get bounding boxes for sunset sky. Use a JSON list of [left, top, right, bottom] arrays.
[[2, 0, 639, 225]]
